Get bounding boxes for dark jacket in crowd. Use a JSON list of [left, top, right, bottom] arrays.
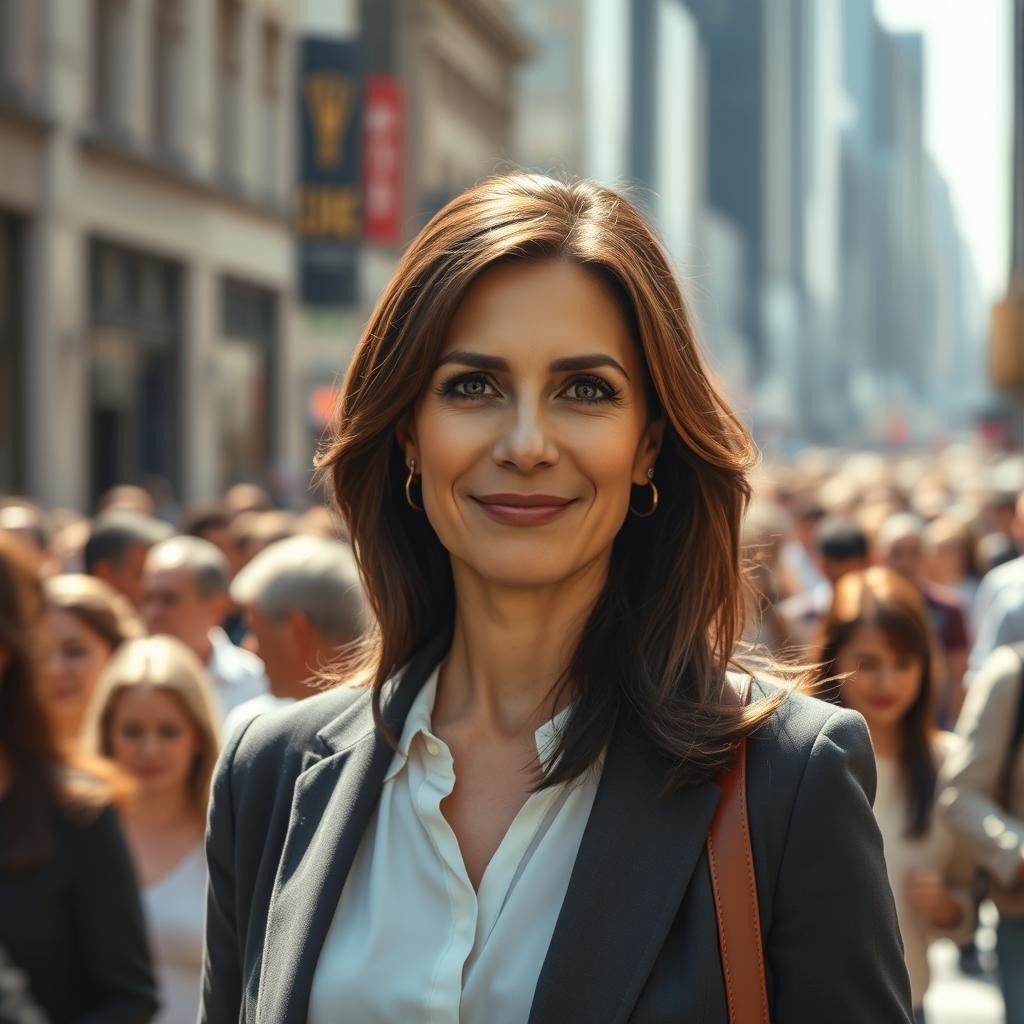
[[0, 799, 158, 1024]]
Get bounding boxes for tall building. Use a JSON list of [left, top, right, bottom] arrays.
[[0, 0, 301, 510]]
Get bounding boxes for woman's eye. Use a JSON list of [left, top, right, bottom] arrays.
[[158, 724, 183, 740], [440, 373, 497, 400], [561, 376, 617, 404]]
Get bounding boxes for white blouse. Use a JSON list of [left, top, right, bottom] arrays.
[[309, 665, 603, 1024], [142, 843, 207, 1024]]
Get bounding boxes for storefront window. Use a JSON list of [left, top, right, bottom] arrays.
[[88, 239, 182, 504], [218, 277, 276, 491]]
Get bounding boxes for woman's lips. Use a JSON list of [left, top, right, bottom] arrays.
[[472, 493, 577, 527]]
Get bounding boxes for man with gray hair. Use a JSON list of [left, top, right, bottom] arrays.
[[141, 535, 268, 720], [86, 510, 173, 610], [222, 535, 370, 736]]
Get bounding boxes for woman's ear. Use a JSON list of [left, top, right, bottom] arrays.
[[395, 414, 418, 468], [633, 418, 666, 485]]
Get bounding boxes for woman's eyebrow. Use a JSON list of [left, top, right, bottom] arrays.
[[436, 350, 631, 380]]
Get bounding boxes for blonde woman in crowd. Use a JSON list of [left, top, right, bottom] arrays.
[[37, 574, 142, 752], [814, 567, 975, 1023], [85, 635, 220, 1024]]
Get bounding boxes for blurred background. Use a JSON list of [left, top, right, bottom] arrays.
[[0, 0, 1018, 513]]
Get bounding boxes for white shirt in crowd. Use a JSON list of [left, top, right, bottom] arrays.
[[873, 732, 974, 1010], [309, 664, 603, 1024], [205, 627, 268, 724], [142, 844, 207, 1024]]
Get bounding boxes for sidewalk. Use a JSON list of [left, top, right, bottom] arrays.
[[924, 909, 1005, 1024]]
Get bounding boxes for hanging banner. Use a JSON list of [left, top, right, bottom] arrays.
[[296, 38, 362, 306], [364, 76, 404, 244]]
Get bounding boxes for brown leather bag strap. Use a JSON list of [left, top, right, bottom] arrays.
[[706, 673, 770, 1024]]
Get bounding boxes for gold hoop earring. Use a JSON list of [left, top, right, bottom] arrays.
[[630, 468, 658, 518], [405, 459, 423, 511]]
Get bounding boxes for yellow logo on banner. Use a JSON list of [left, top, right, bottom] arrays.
[[303, 73, 356, 167]]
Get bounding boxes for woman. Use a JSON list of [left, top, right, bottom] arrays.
[[85, 635, 220, 1024], [922, 516, 982, 623], [39, 573, 141, 751], [814, 567, 975, 1023], [201, 174, 913, 1022], [0, 535, 157, 1022]]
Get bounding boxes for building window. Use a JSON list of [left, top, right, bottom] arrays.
[[218, 278, 276, 490], [93, 0, 123, 130], [259, 20, 282, 199], [152, 0, 184, 158], [217, 0, 242, 185], [88, 240, 183, 503], [0, 211, 23, 492]]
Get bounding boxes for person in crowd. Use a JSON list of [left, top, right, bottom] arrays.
[[179, 503, 247, 644], [940, 642, 1024, 1023], [779, 515, 870, 646], [814, 567, 975, 1023], [222, 535, 370, 737], [233, 510, 298, 563], [0, 534, 158, 1023], [97, 485, 159, 518], [0, 499, 54, 567], [179, 504, 246, 579], [738, 499, 794, 656], [86, 511, 173, 611], [38, 573, 142, 752], [84, 635, 220, 1024], [223, 484, 273, 518], [779, 493, 827, 597], [878, 513, 968, 726], [200, 175, 913, 1022], [140, 536, 267, 721], [973, 489, 1024, 635], [923, 516, 983, 619]]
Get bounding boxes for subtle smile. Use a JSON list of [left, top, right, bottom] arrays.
[[471, 493, 578, 527]]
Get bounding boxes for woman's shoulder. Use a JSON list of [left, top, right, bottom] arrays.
[[224, 683, 372, 780], [743, 674, 876, 813]]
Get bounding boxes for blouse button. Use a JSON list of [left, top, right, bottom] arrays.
[[425, 740, 440, 757]]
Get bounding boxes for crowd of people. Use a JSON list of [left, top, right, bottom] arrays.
[[2, 444, 1024, 1021], [0, 483, 368, 1023]]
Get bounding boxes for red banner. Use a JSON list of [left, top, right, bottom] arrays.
[[363, 76, 403, 244]]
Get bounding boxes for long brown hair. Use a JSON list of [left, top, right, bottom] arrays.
[[813, 567, 937, 836], [0, 538, 115, 869], [317, 173, 786, 791]]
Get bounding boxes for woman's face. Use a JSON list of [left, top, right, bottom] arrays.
[[108, 687, 200, 799], [834, 624, 924, 735], [404, 259, 663, 590], [39, 610, 114, 743]]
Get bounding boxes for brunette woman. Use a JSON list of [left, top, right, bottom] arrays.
[[85, 636, 220, 1024], [200, 175, 914, 1022], [0, 535, 157, 1022], [814, 567, 975, 1023], [38, 573, 141, 752]]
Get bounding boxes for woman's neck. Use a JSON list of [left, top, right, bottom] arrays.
[[434, 555, 609, 738], [124, 785, 200, 832]]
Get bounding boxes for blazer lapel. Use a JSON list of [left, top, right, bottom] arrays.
[[254, 635, 449, 1024], [529, 722, 723, 1024]]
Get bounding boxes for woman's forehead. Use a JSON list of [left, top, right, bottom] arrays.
[[440, 259, 636, 364]]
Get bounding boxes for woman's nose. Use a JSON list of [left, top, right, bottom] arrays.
[[492, 397, 559, 471]]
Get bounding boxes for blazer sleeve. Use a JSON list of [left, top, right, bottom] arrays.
[[767, 707, 914, 1023], [938, 644, 1024, 886], [72, 804, 159, 1024], [199, 717, 255, 1024]]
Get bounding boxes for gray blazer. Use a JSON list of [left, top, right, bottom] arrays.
[[200, 637, 914, 1023]]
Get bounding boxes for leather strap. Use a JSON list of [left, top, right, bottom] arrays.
[[706, 673, 770, 1024]]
